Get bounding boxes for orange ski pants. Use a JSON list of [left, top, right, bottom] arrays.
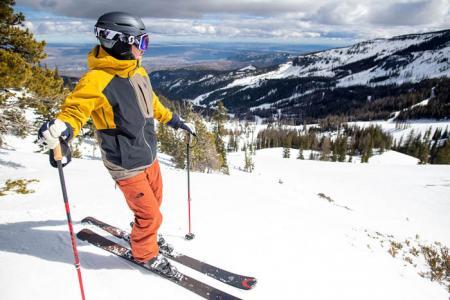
[[117, 160, 163, 262]]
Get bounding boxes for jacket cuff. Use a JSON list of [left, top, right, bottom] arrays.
[[166, 114, 182, 130]]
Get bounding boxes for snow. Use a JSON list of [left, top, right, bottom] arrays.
[[347, 119, 450, 145], [238, 65, 256, 72], [1, 126, 449, 300], [367, 150, 420, 165], [411, 98, 430, 109], [337, 46, 450, 87], [249, 89, 315, 111], [191, 30, 449, 102], [387, 98, 432, 122], [190, 91, 215, 106], [168, 79, 183, 90]]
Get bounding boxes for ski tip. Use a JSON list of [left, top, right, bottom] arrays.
[[81, 216, 95, 224], [76, 228, 95, 241], [241, 277, 257, 290]]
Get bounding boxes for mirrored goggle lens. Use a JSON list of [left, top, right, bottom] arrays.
[[138, 34, 150, 51], [95, 27, 121, 40]]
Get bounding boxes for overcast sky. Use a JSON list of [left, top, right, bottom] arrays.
[[17, 0, 450, 46]]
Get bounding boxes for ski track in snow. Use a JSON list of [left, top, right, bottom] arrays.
[[0, 121, 449, 299]]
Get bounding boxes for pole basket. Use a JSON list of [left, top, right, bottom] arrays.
[[185, 233, 195, 240]]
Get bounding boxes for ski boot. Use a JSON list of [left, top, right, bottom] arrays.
[[124, 250, 182, 281], [147, 254, 183, 281], [158, 234, 174, 256]]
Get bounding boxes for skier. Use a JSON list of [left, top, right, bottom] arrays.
[[38, 11, 194, 277]]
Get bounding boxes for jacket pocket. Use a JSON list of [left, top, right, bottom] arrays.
[[117, 134, 152, 170], [98, 130, 122, 166]]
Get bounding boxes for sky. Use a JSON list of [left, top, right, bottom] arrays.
[[16, 0, 450, 46]]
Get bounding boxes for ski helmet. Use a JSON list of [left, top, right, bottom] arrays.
[[94, 12, 147, 59]]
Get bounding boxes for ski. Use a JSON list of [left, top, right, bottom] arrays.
[[81, 216, 257, 290], [77, 229, 242, 300]]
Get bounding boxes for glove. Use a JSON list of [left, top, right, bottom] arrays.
[[49, 139, 72, 168], [180, 122, 196, 136], [38, 119, 73, 149], [38, 119, 73, 168], [167, 114, 196, 136]]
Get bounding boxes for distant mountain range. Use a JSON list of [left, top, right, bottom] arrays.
[[151, 29, 450, 122], [48, 42, 324, 77]]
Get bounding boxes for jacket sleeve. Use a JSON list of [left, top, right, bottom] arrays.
[[152, 91, 173, 124], [57, 73, 107, 137]]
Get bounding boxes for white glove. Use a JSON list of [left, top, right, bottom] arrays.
[[38, 119, 69, 149]]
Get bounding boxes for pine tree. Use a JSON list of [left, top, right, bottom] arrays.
[[441, 127, 448, 140], [424, 126, 432, 141], [243, 147, 254, 172], [297, 148, 304, 160], [320, 136, 331, 161], [190, 115, 220, 172], [429, 140, 438, 164], [338, 136, 347, 162], [212, 101, 229, 174], [227, 134, 236, 152], [331, 137, 338, 162], [0, 0, 64, 146], [434, 140, 450, 164], [418, 143, 429, 164], [157, 121, 173, 154], [432, 128, 441, 141], [158, 111, 221, 172]]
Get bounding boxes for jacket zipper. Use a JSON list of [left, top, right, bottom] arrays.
[[128, 77, 154, 163]]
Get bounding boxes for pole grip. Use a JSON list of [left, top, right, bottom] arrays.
[[184, 131, 191, 145], [54, 143, 63, 161]]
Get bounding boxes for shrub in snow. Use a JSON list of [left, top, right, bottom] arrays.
[[0, 179, 39, 196]]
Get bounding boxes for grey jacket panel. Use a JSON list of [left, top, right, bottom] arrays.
[[96, 72, 158, 180]]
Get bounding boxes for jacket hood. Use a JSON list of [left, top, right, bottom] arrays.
[[87, 45, 141, 77]]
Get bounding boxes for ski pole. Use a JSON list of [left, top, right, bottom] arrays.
[[184, 132, 195, 240], [54, 143, 86, 300]]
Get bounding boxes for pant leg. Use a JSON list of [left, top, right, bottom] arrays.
[[117, 163, 163, 262], [146, 160, 163, 207]]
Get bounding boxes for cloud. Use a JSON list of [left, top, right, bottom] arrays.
[[369, 0, 448, 26], [315, 2, 369, 25], [35, 21, 92, 34], [16, 0, 317, 19], [17, 0, 450, 44], [144, 17, 323, 40]]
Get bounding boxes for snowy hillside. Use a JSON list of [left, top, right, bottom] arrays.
[[151, 29, 450, 120], [1, 129, 449, 299], [224, 30, 450, 89]]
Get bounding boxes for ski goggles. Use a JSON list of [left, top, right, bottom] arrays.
[[94, 26, 150, 51]]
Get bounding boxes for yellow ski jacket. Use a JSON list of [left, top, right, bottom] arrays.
[[57, 45, 173, 179]]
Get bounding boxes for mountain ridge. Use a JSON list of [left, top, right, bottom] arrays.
[[150, 29, 450, 122]]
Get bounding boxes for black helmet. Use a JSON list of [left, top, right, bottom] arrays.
[[96, 11, 146, 35], [95, 12, 146, 59]]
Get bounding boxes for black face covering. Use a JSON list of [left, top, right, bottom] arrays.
[[103, 40, 135, 60]]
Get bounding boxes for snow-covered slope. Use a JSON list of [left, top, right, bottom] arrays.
[[151, 30, 450, 120], [1, 134, 449, 299], [224, 30, 450, 89]]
